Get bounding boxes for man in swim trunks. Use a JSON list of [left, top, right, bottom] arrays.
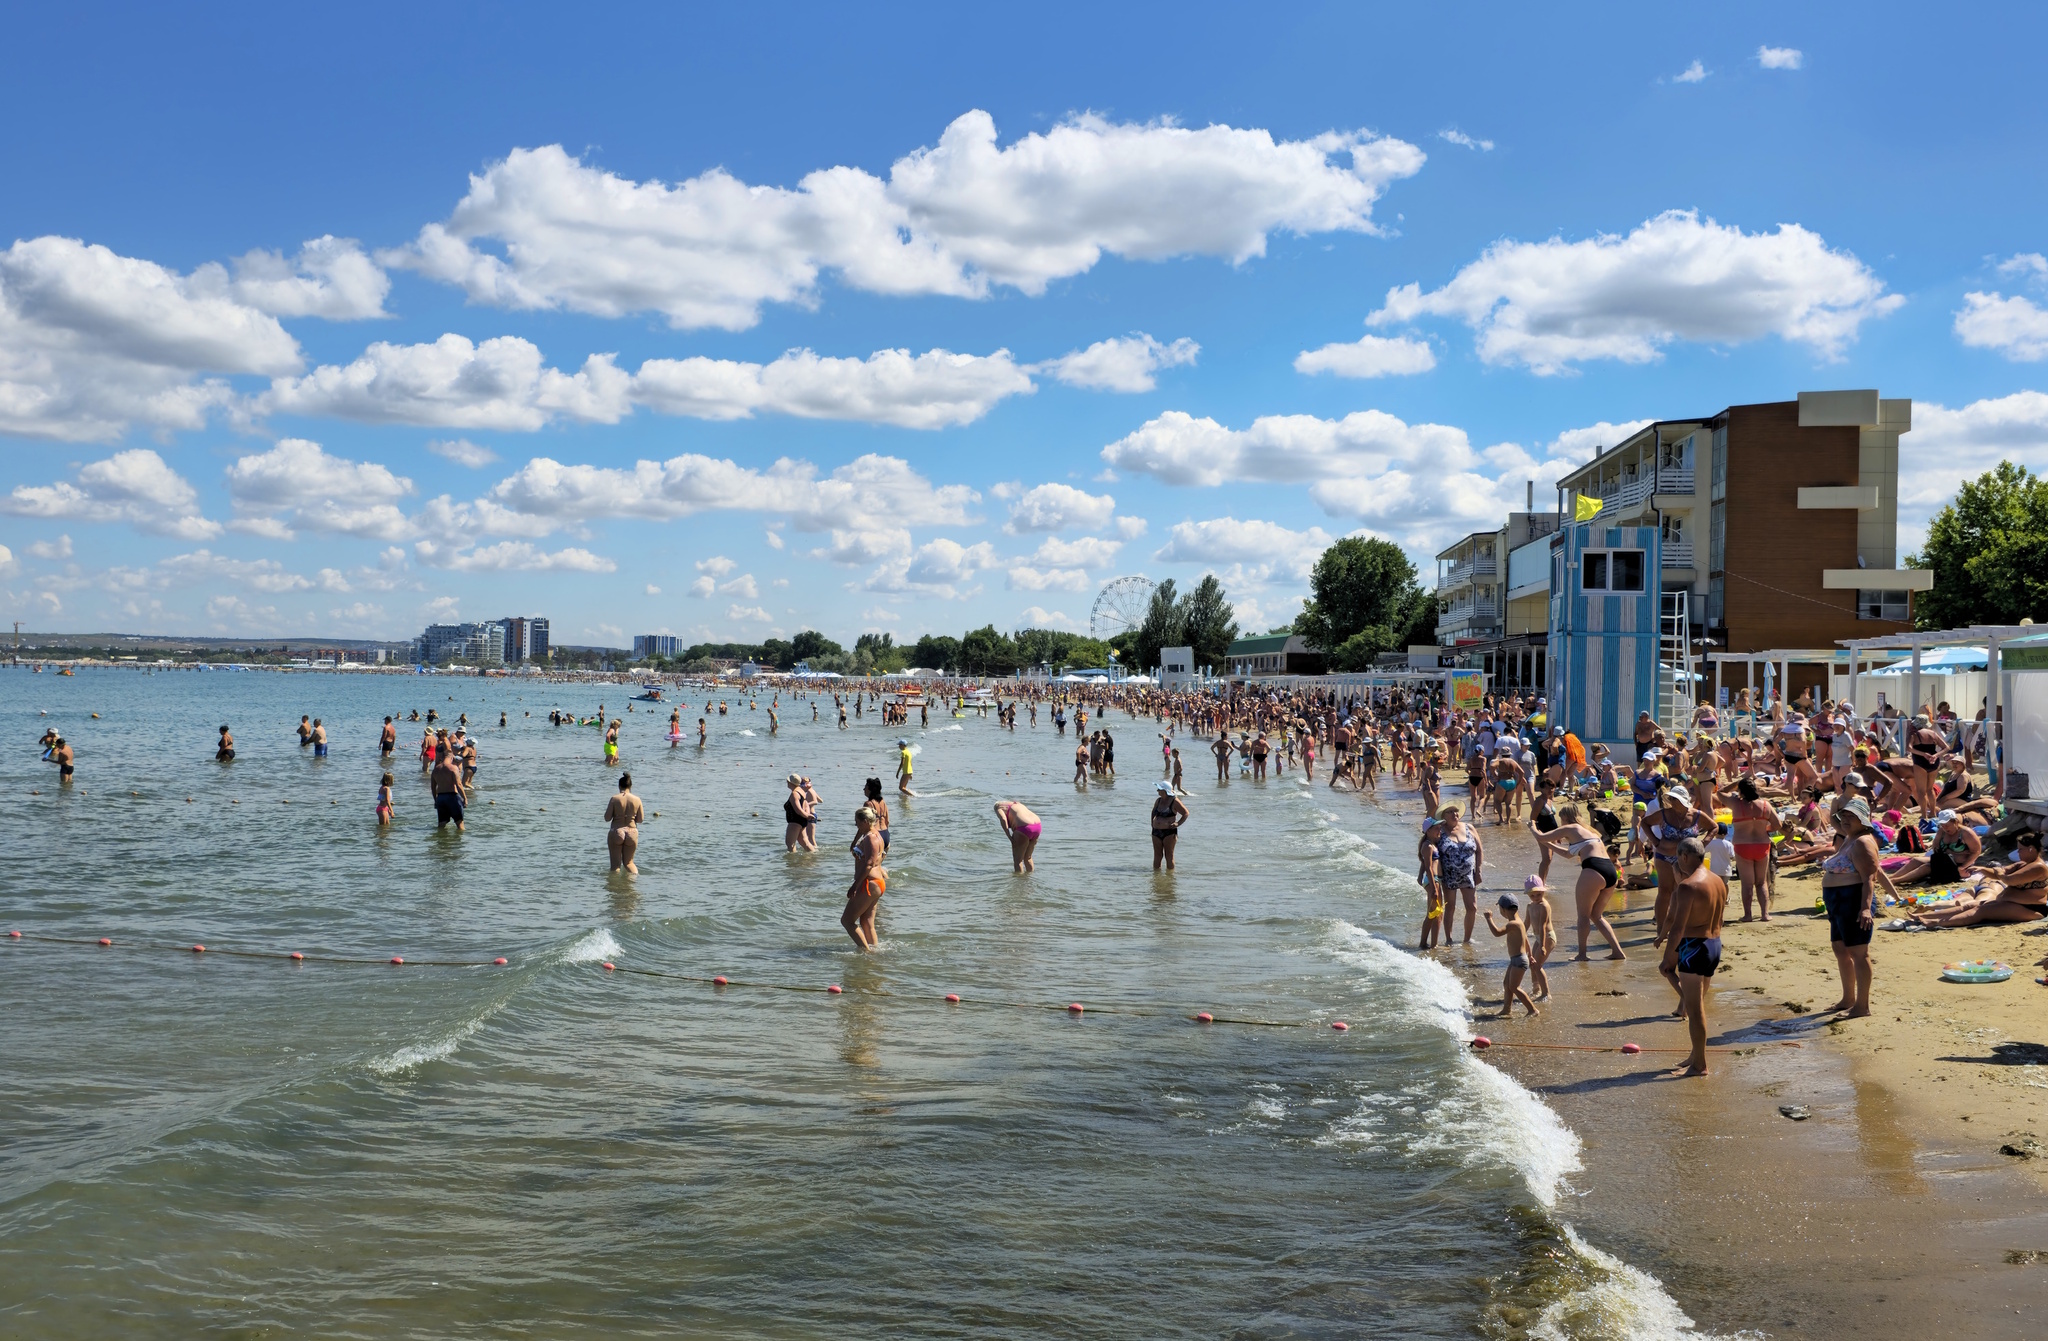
[[1659, 837, 1727, 1077], [53, 736, 74, 783], [311, 718, 328, 757], [896, 739, 916, 796], [380, 716, 396, 756], [605, 772, 644, 873], [430, 738, 467, 832]]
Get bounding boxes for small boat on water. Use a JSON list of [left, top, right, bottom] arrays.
[[631, 682, 665, 702]]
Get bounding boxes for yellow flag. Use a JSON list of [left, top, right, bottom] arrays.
[[1573, 492, 1604, 522]]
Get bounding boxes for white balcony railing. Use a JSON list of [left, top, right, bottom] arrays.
[[1587, 466, 1697, 512], [1661, 540, 1695, 568], [1442, 556, 1498, 588]]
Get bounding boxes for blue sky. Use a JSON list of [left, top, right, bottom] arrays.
[[4, 2, 2046, 648]]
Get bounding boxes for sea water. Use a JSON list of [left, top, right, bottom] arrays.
[[1, 671, 1728, 1338]]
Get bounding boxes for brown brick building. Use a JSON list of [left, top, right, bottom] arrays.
[[1551, 390, 1925, 697]]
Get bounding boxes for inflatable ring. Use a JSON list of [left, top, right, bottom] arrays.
[[1940, 960, 2013, 984]]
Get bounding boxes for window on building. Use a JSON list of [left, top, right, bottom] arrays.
[[1661, 515, 1684, 544], [1710, 424, 1727, 502], [1707, 576, 1725, 626], [1708, 501, 1726, 573], [1858, 589, 1911, 622], [1659, 437, 1687, 470], [1582, 549, 1646, 593]]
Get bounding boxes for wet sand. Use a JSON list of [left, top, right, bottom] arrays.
[[1362, 771, 2048, 1338]]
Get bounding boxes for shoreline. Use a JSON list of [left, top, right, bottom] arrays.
[[1354, 769, 2048, 1338]]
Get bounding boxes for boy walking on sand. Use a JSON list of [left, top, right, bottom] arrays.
[[1483, 895, 1540, 1017]]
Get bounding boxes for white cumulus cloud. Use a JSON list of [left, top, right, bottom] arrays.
[[1294, 332, 1436, 378], [1901, 391, 2048, 550], [27, 534, 72, 559], [865, 536, 999, 597], [1034, 333, 1199, 392], [206, 236, 390, 320], [1954, 292, 2048, 361], [1004, 482, 1118, 533], [2, 448, 221, 539], [260, 334, 632, 429], [1367, 210, 1901, 373], [225, 438, 414, 540], [480, 451, 977, 537], [0, 236, 300, 441], [1031, 535, 1123, 568], [426, 438, 499, 468], [1016, 605, 1080, 631], [382, 111, 1424, 330], [1757, 46, 1804, 70], [1672, 60, 1709, 83], [632, 345, 1034, 428], [1437, 129, 1494, 151], [1153, 517, 1334, 580], [1006, 565, 1091, 592], [413, 539, 617, 572]]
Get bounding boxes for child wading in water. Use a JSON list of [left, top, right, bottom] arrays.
[[376, 772, 395, 826], [1483, 894, 1541, 1017], [1521, 875, 1555, 999]]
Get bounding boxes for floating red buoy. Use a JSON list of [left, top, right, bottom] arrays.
[[712, 975, 728, 985], [944, 993, 961, 1003], [494, 957, 508, 966], [7, 930, 19, 938], [1067, 1002, 1084, 1013], [1331, 1021, 1349, 1031], [290, 951, 304, 960], [98, 938, 111, 946], [193, 944, 205, 953], [1470, 1036, 1492, 1049], [1620, 1042, 1641, 1055], [1195, 1012, 1214, 1023], [391, 956, 404, 965], [602, 961, 615, 971], [827, 984, 843, 994]]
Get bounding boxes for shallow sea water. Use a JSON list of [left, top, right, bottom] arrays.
[[2, 671, 1727, 1338]]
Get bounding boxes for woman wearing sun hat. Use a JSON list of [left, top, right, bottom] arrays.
[[1150, 780, 1189, 871]]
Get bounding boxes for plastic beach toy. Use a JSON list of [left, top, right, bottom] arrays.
[[1939, 960, 2013, 984]]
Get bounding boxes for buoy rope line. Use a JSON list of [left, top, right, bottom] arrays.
[[4, 933, 1810, 1051], [0, 931, 1312, 1028]]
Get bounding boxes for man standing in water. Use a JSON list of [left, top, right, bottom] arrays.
[[380, 717, 396, 757], [430, 733, 467, 832], [896, 738, 916, 796], [1660, 837, 1728, 1077], [311, 718, 328, 758], [605, 773, 644, 874], [53, 736, 75, 784]]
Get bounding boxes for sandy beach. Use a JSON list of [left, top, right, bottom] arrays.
[[1366, 773, 2048, 1338]]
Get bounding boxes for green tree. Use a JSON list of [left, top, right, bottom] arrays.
[[1132, 578, 1182, 674], [911, 634, 959, 671], [790, 630, 843, 665], [1294, 537, 1432, 668], [1013, 628, 1110, 670], [855, 632, 907, 674], [1179, 573, 1239, 672], [1908, 461, 2048, 628], [957, 624, 1020, 675]]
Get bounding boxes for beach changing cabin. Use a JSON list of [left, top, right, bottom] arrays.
[[1548, 524, 1663, 747]]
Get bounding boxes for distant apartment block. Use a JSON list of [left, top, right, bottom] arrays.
[[500, 616, 550, 662], [634, 634, 682, 659]]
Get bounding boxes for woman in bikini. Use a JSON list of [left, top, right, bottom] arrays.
[[1907, 831, 2046, 927], [1905, 714, 1949, 817], [1150, 781, 1189, 871], [864, 778, 892, 854], [841, 807, 886, 949], [1528, 802, 1626, 960], [1726, 776, 1777, 921], [994, 799, 1042, 873], [1887, 809, 1982, 886]]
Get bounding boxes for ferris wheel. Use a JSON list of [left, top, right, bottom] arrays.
[[1090, 575, 1156, 640]]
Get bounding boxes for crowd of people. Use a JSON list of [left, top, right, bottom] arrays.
[[35, 662, 2036, 1070]]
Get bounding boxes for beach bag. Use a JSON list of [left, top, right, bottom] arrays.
[[1893, 824, 1925, 854]]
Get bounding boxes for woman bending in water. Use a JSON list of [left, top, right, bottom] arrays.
[[842, 807, 887, 950], [995, 800, 1042, 872], [604, 772, 644, 874]]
